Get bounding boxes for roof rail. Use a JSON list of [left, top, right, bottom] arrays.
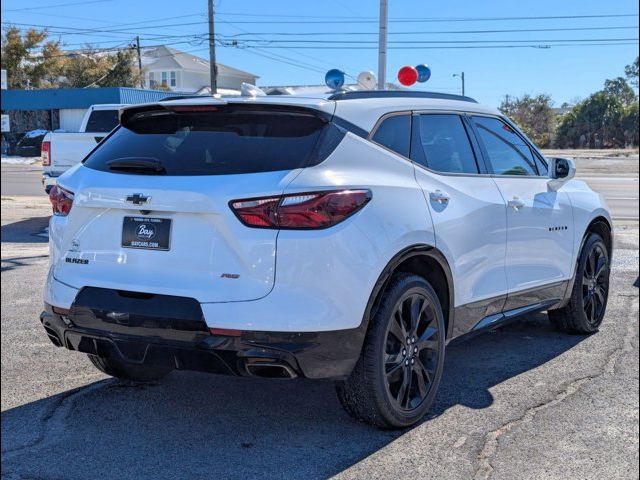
[[327, 90, 478, 103], [158, 94, 213, 102]]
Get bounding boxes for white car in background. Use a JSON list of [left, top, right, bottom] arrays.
[[41, 104, 124, 192], [40, 91, 612, 428]]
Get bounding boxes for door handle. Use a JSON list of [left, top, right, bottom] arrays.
[[429, 190, 450, 204], [508, 197, 526, 210]]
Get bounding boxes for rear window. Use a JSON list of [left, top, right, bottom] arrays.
[[84, 106, 340, 175], [85, 109, 120, 133]]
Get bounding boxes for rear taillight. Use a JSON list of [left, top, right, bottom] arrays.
[[49, 185, 74, 216], [41, 141, 51, 166], [230, 190, 371, 229]]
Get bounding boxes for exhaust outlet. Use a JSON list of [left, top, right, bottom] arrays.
[[43, 326, 63, 347], [245, 361, 298, 379]]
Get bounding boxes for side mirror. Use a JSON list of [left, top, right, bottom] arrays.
[[547, 157, 576, 191]]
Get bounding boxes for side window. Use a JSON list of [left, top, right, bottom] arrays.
[[413, 114, 479, 174], [85, 110, 120, 133], [472, 116, 538, 176], [371, 114, 410, 158]]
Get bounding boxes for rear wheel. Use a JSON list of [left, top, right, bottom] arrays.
[[548, 232, 610, 334], [336, 273, 446, 429], [88, 354, 173, 382]]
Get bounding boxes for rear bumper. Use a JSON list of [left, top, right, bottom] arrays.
[[40, 288, 364, 379]]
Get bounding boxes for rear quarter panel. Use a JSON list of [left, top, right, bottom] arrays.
[[563, 179, 613, 263], [232, 132, 435, 331]]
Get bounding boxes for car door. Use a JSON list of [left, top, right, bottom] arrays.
[[405, 112, 509, 335], [469, 115, 574, 308]]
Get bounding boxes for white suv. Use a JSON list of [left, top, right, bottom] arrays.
[[41, 91, 612, 428]]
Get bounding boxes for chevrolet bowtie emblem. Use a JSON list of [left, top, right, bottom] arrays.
[[125, 193, 151, 205]]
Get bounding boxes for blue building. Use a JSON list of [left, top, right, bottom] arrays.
[[1, 87, 183, 133]]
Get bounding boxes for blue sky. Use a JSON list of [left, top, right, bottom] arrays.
[[1, 0, 638, 106]]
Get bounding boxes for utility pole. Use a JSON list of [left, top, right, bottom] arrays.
[[208, 0, 217, 94], [453, 71, 465, 96], [135, 36, 143, 88], [377, 0, 388, 90]]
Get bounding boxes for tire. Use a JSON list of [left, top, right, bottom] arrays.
[[548, 232, 610, 334], [336, 273, 446, 429], [88, 354, 173, 382]]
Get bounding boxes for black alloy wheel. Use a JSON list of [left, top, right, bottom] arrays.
[[384, 291, 442, 411], [549, 232, 610, 334], [581, 242, 609, 326], [336, 273, 446, 429]]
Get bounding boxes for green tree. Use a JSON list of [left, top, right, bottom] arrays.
[[621, 102, 639, 146], [625, 57, 639, 88], [1, 26, 140, 89], [91, 49, 141, 87], [603, 77, 637, 105], [556, 92, 627, 148], [1, 26, 66, 88], [61, 47, 141, 88], [499, 93, 556, 147], [60, 47, 114, 88]]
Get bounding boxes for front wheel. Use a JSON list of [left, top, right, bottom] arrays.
[[336, 273, 446, 429], [548, 232, 610, 334]]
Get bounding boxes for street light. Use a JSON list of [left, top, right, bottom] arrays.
[[453, 72, 465, 96]]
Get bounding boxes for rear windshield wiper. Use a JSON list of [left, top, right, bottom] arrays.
[[106, 157, 166, 174]]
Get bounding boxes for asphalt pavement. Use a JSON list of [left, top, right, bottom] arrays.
[[1, 164, 46, 197], [1, 154, 638, 479]]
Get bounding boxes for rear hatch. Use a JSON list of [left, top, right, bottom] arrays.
[[53, 102, 339, 303]]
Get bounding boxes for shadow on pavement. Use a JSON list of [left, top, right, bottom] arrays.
[[1, 216, 49, 243], [1, 313, 586, 480], [1, 254, 49, 272]]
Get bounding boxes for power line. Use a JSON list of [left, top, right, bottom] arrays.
[[229, 37, 640, 45], [5, 14, 638, 34], [228, 45, 326, 74], [58, 35, 204, 48], [1, 20, 207, 34], [246, 42, 639, 50], [211, 11, 637, 21], [211, 13, 639, 24], [221, 26, 640, 37], [217, 19, 334, 76], [40, 39, 207, 59], [1, 22, 203, 41], [3, 0, 112, 12]]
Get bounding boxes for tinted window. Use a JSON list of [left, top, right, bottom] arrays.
[[472, 116, 538, 176], [84, 106, 339, 175], [85, 110, 120, 133], [371, 114, 410, 157], [414, 114, 479, 174]]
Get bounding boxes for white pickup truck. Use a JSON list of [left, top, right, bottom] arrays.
[[41, 104, 124, 192]]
